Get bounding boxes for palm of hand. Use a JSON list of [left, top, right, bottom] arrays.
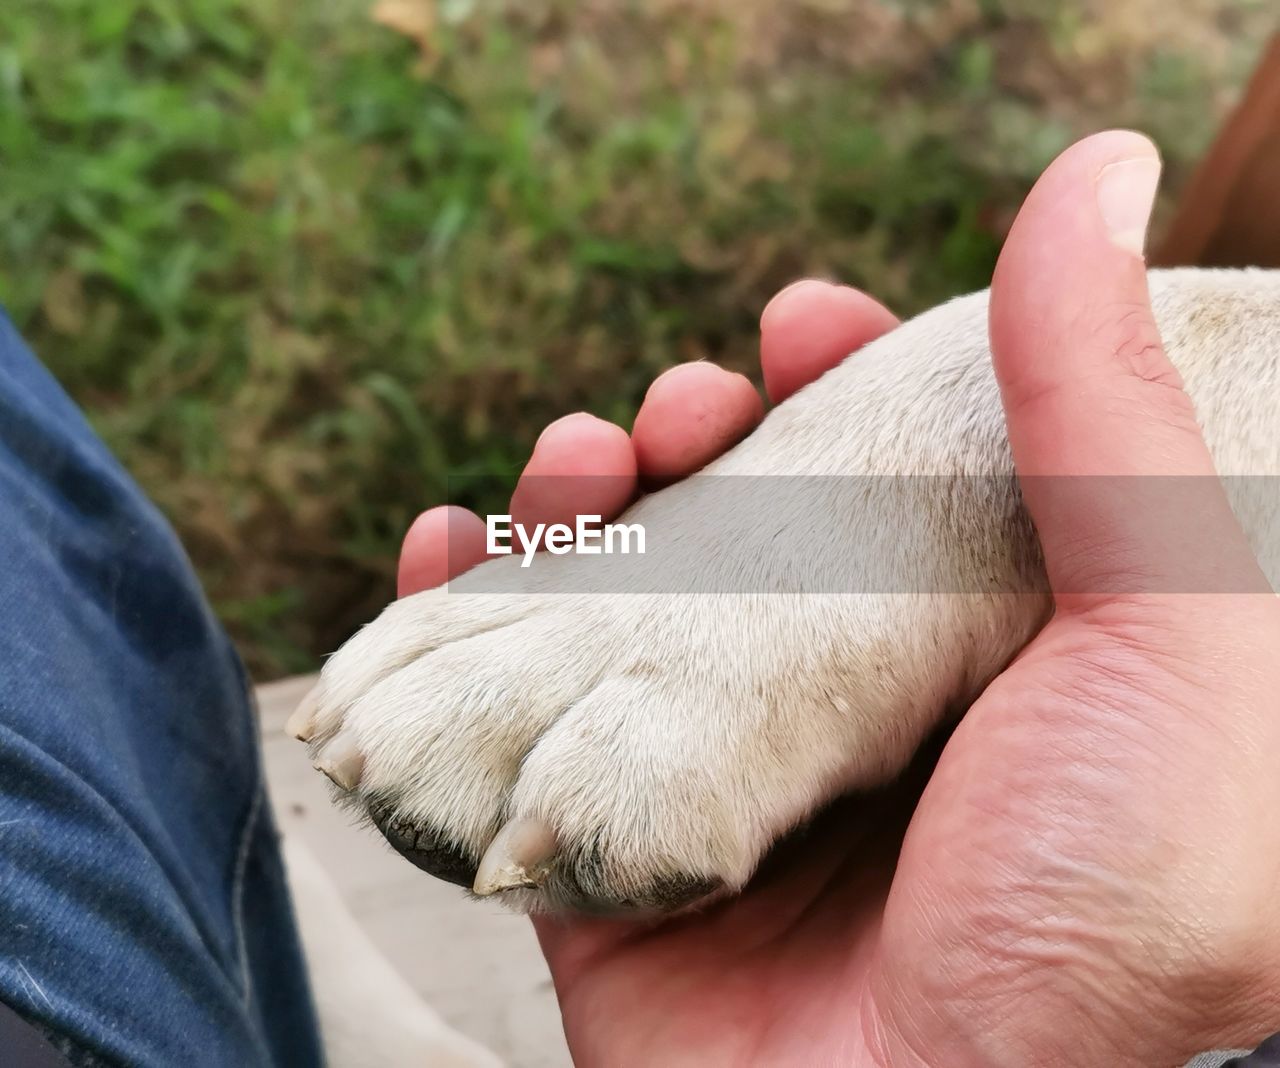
[[536, 779, 905, 1067], [540, 604, 1277, 1067]]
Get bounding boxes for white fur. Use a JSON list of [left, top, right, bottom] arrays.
[[308, 268, 1280, 911]]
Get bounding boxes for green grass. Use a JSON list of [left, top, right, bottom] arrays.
[[0, 0, 1268, 676]]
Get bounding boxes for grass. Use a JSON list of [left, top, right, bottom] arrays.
[[0, 0, 1269, 677]]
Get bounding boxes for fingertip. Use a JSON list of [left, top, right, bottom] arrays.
[[531, 412, 636, 466], [760, 280, 898, 403], [511, 413, 638, 527], [631, 362, 764, 484], [760, 278, 834, 325], [990, 131, 1160, 360], [398, 505, 490, 597], [989, 128, 1170, 463]]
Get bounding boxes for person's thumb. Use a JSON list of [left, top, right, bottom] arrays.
[[988, 129, 1267, 603]]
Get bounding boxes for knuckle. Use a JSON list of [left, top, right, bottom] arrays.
[[1091, 304, 1201, 429], [1107, 307, 1174, 385]]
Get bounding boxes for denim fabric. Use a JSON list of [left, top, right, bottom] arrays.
[[0, 309, 321, 1067]]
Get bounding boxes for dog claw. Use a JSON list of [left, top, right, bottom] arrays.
[[473, 818, 558, 896], [313, 733, 365, 791], [286, 684, 320, 742]]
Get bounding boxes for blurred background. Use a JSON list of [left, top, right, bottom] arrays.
[[1, 0, 1271, 678]]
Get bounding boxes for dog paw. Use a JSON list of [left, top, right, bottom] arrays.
[[290, 288, 1037, 914], [296, 567, 909, 912]]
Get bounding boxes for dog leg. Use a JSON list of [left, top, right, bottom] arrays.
[[302, 268, 1280, 913]]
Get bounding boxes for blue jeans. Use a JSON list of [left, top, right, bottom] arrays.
[[0, 309, 321, 1066]]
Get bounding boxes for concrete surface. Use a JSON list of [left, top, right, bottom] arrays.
[[257, 674, 572, 1068]]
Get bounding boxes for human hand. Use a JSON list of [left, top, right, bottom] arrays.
[[398, 131, 1280, 1065]]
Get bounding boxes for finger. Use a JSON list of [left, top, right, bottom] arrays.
[[760, 280, 899, 403], [988, 129, 1267, 600], [631, 362, 764, 485], [509, 412, 638, 529], [397, 505, 490, 597]]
